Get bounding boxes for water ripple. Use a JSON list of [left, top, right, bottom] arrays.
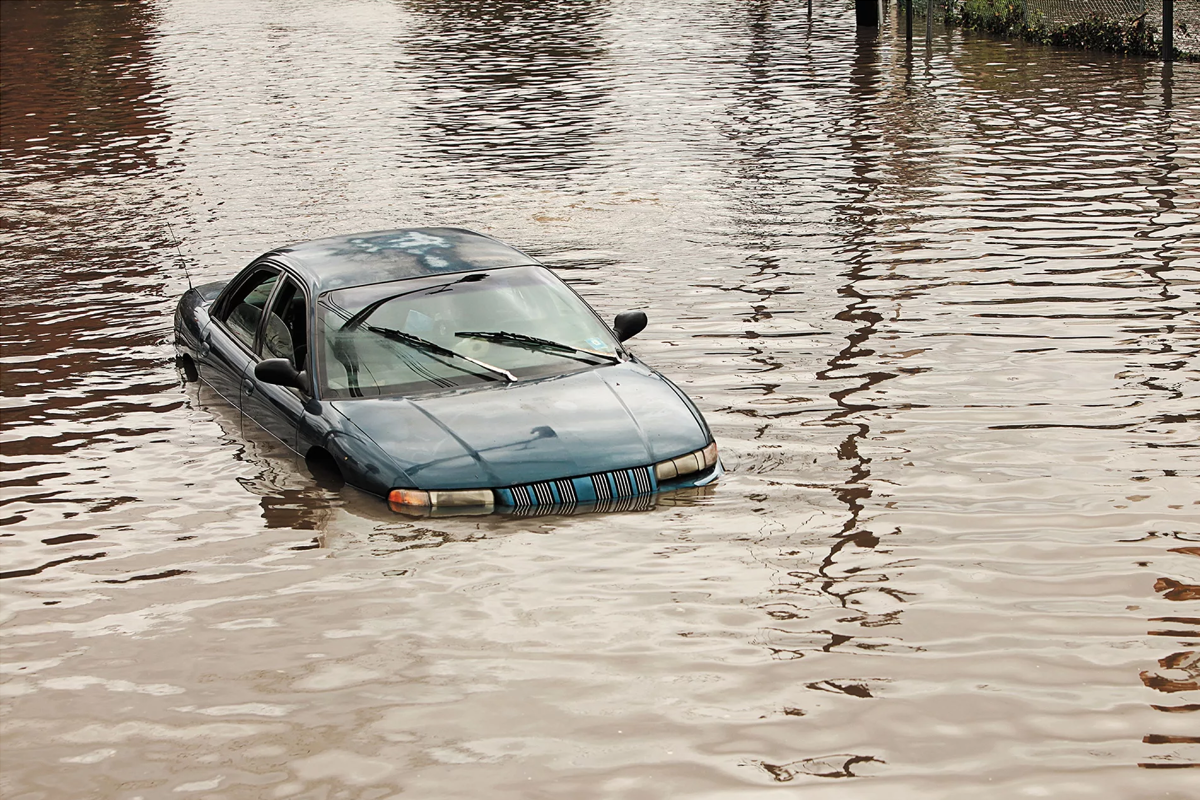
[[2, 0, 1199, 796]]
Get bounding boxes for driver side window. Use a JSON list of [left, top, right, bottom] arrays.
[[262, 277, 308, 370], [221, 268, 279, 351]]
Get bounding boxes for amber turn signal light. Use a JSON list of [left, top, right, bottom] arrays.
[[388, 488, 494, 515]]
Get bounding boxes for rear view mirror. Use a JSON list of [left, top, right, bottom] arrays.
[[613, 310, 647, 342], [255, 358, 311, 394]]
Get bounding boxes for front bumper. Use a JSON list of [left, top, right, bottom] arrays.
[[388, 459, 723, 517]]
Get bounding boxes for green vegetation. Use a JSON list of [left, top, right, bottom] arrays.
[[945, 0, 1196, 61]]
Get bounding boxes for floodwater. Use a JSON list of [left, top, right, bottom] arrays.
[[1, 0, 1198, 797]]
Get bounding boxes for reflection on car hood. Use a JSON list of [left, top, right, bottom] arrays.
[[330, 362, 707, 490]]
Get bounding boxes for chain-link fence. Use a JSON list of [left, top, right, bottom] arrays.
[[1029, 0, 1199, 55], [944, 0, 1198, 59]]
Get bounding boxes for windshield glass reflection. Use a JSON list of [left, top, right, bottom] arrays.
[[317, 266, 621, 398]]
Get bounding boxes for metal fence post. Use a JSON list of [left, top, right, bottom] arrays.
[[927, 0, 933, 43], [906, 0, 913, 39], [856, 0, 879, 26], [1164, 0, 1174, 61]]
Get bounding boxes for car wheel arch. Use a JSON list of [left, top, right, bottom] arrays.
[[311, 429, 415, 497], [177, 354, 199, 383], [304, 446, 346, 491]]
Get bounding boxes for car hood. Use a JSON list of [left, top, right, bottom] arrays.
[[329, 362, 708, 490]]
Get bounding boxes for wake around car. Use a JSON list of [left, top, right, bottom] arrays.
[[174, 228, 721, 515]]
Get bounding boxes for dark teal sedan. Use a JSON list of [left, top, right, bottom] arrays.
[[174, 228, 721, 515]]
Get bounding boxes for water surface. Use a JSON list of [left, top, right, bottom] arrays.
[[2, 1, 1198, 797]]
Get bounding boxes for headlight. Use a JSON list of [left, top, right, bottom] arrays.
[[388, 488, 494, 515], [654, 441, 718, 482]]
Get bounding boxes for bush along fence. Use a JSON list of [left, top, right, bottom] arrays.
[[943, 0, 1199, 61]]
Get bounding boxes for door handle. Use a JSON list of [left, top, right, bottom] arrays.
[[243, 378, 255, 397]]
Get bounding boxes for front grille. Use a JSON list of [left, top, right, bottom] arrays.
[[495, 466, 656, 509], [501, 494, 657, 518]]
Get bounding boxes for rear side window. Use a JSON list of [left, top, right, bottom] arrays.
[[220, 268, 279, 351]]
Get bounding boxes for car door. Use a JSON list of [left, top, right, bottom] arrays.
[[240, 272, 310, 452], [200, 265, 281, 408]]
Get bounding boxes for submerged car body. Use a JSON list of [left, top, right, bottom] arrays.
[[174, 228, 721, 514]]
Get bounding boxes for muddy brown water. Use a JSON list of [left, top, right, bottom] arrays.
[[2, 1, 1198, 798]]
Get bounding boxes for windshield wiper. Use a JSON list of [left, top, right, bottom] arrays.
[[341, 273, 488, 331], [455, 330, 620, 365], [364, 324, 517, 383]]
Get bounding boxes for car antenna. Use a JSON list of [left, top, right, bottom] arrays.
[[166, 220, 194, 290]]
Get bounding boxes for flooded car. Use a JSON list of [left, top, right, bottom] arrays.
[[174, 228, 721, 514]]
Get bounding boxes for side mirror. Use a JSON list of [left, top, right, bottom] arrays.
[[255, 358, 310, 394], [613, 310, 647, 342]]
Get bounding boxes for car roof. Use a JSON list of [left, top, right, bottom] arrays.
[[264, 227, 542, 293]]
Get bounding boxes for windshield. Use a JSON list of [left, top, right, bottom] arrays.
[[317, 266, 622, 399]]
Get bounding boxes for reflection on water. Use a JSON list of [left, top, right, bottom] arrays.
[[0, 1, 167, 182], [400, 0, 612, 172], [2, 0, 1199, 796]]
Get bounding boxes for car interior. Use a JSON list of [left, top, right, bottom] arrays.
[[263, 279, 309, 372], [221, 269, 309, 376]]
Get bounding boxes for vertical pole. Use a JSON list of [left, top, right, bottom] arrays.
[[927, 0, 934, 43], [856, 0, 879, 27], [1163, 0, 1174, 62], [906, 0, 913, 39]]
